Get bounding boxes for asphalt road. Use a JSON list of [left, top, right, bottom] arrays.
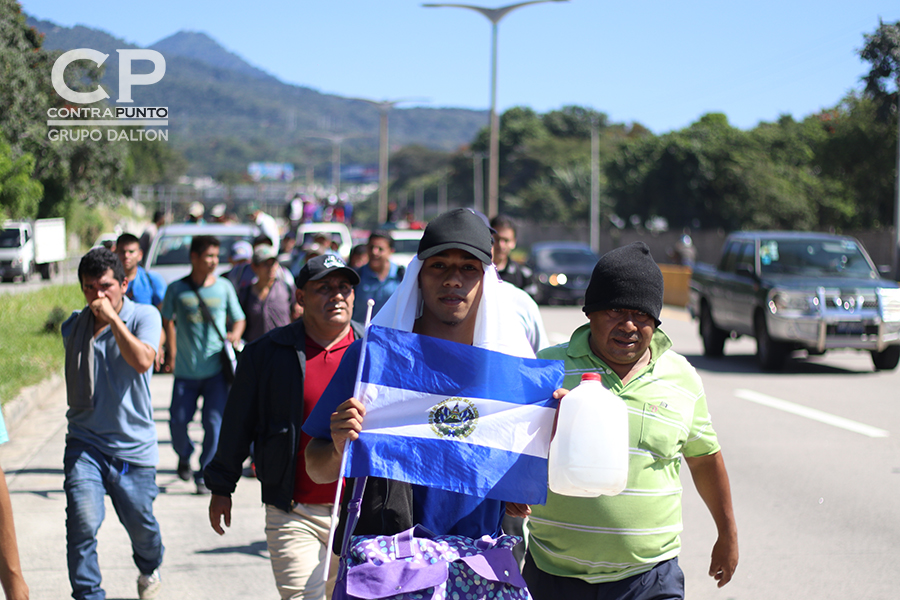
[[0, 259, 79, 295], [2, 371, 277, 600], [541, 305, 900, 600], [5, 303, 898, 599]]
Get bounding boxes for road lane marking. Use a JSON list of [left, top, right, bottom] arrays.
[[733, 389, 889, 438]]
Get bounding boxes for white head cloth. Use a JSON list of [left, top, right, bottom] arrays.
[[370, 257, 535, 359]]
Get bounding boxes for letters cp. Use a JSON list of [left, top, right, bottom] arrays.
[[51, 49, 166, 104]]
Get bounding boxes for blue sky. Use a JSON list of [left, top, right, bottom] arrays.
[[20, 0, 900, 134]]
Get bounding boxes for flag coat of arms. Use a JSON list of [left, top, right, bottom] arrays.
[[344, 325, 564, 505]]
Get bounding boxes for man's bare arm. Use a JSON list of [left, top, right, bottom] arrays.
[[228, 319, 245, 345], [208, 494, 232, 536], [305, 397, 366, 484], [305, 438, 343, 484], [162, 318, 176, 373], [0, 466, 28, 600], [685, 451, 739, 588], [93, 298, 156, 373]]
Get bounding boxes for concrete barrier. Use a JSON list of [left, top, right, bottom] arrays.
[[660, 264, 692, 307]]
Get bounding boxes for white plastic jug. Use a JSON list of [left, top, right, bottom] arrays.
[[548, 372, 629, 497]]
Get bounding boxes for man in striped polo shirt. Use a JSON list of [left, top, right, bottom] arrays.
[[523, 241, 738, 599]]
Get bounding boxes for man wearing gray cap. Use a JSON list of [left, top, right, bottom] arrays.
[[238, 245, 299, 343], [206, 254, 363, 600], [223, 241, 253, 289], [523, 241, 738, 600]]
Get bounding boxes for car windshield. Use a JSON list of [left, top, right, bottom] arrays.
[[0, 229, 21, 248], [758, 239, 877, 279], [301, 232, 340, 247], [151, 233, 256, 266], [536, 247, 598, 269], [392, 238, 421, 254]]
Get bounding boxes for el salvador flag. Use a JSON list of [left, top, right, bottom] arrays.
[[344, 325, 565, 505]]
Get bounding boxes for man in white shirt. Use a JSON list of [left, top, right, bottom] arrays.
[[247, 203, 280, 254]]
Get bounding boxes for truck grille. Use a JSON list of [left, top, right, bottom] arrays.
[[817, 288, 876, 311], [880, 288, 900, 322], [814, 287, 900, 323]]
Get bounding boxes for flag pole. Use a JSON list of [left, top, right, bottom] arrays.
[[324, 299, 375, 583]]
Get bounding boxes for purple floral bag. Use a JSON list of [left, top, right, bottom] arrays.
[[334, 524, 531, 600]]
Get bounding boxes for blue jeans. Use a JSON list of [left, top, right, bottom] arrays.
[[169, 373, 229, 480], [523, 553, 684, 600], [64, 440, 164, 600]]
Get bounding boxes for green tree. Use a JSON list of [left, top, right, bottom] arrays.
[[388, 145, 452, 194], [446, 106, 641, 224], [0, 1, 130, 220], [123, 136, 189, 187], [606, 113, 828, 231], [542, 106, 608, 139], [0, 136, 43, 220], [860, 19, 900, 122], [813, 96, 897, 228], [0, 0, 50, 158]]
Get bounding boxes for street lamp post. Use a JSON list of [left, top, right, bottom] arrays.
[[423, 1, 568, 218], [590, 118, 600, 255], [302, 132, 367, 196], [473, 151, 484, 213], [351, 98, 426, 224], [894, 86, 900, 278]]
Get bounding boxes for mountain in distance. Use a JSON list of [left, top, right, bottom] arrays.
[[149, 30, 276, 82], [28, 17, 488, 177]]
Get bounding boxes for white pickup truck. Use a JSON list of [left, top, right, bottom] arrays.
[[0, 218, 67, 282]]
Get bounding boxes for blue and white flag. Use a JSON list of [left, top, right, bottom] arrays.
[[344, 325, 564, 505]]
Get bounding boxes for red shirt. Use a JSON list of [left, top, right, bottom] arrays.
[[293, 328, 356, 505]]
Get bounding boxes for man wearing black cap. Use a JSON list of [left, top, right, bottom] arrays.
[[523, 241, 739, 600], [204, 254, 363, 600], [304, 208, 535, 542]]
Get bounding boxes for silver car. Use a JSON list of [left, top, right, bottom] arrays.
[[145, 223, 260, 285]]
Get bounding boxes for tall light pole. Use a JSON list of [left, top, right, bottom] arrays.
[[894, 82, 900, 278], [351, 97, 427, 224], [473, 151, 484, 213], [423, 1, 568, 218], [590, 118, 600, 255], [302, 132, 367, 195]]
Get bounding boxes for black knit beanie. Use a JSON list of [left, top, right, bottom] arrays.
[[582, 241, 664, 325]]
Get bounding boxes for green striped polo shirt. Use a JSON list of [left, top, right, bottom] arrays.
[[526, 323, 720, 583]]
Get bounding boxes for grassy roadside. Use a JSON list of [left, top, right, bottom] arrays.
[[0, 284, 84, 407]]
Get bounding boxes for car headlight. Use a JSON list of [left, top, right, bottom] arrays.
[[549, 273, 568, 286], [769, 290, 813, 314]]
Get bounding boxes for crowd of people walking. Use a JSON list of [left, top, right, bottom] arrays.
[[0, 205, 739, 600]]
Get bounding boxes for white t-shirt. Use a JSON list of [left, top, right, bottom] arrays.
[[255, 211, 280, 251]]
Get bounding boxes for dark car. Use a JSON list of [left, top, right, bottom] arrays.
[[528, 242, 599, 305]]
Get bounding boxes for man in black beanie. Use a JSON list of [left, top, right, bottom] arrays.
[[523, 241, 739, 600]]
